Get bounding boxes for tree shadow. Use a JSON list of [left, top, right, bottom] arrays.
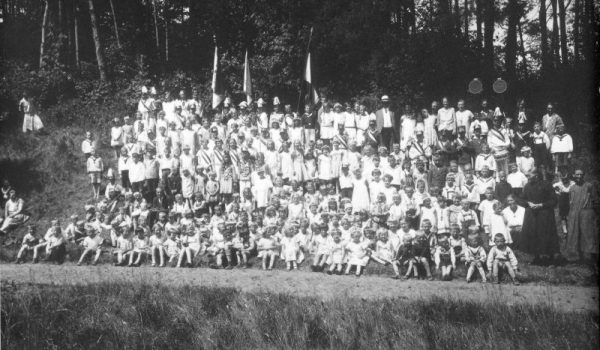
[[0, 158, 44, 196]]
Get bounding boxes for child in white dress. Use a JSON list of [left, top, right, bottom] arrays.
[[280, 227, 301, 270], [311, 224, 330, 271], [344, 230, 369, 277], [257, 226, 278, 270]]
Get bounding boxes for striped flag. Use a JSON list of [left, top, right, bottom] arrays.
[[212, 45, 224, 109], [243, 50, 252, 104]]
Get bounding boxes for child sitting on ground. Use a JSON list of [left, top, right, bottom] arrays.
[[395, 235, 418, 280], [345, 230, 369, 277], [280, 225, 301, 270], [464, 231, 487, 283], [257, 226, 279, 270], [413, 231, 433, 280], [434, 237, 456, 281], [163, 230, 180, 266], [311, 224, 330, 272], [128, 228, 148, 266], [371, 229, 401, 278], [78, 227, 104, 266], [487, 233, 520, 285], [149, 227, 166, 267], [113, 228, 132, 266], [327, 229, 345, 275], [15, 225, 38, 263]]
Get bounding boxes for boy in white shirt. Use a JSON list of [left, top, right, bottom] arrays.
[[516, 146, 535, 177], [78, 227, 104, 266], [506, 163, 528, 196], [550, 125, 573, 174]]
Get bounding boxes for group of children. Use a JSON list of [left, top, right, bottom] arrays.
[[15, 89, 577, 288]]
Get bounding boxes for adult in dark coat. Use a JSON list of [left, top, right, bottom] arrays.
[[520, 167, 561, 264]]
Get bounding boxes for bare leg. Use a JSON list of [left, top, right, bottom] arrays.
[[78, 249, 90, 265], [151, 247, 157, 266], [421, 257, 432, 279], [466, 262, 475, 282], [292, 261, 298, 270], [476, 261, 487, 282], [392, 261, 400, 277], [492, 260, 499, 283], [504, 263, 519, 285], [355, 265, 362, 276], [262, 254, 268, 270], [268, 253, 276, 269], [92, 249, 102, 265], [286, 261, 292, 270]]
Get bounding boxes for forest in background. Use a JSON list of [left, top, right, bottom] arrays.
[[0, 0, 598, 139]]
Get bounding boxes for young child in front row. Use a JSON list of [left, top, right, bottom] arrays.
[[257, 226, 279, 270], [128, 228, 148, 266], [345, 230, 369, 277], [464, 230, 487, 283], [413, 232, 433, 280], [280, 226, 301, 270], [163, 230, 180, 266], [487, 234, 519, 285], [434, 237, 456, 281], [149, 227, 166, 267], [15, 225, 39, 263], [371, 229, 401, 278], [311, 224, 330, 271], [113, 228, 132, 266], [78, 228, 104, 266], [327, 229, 345, 275], [395, 235, 418, 279]]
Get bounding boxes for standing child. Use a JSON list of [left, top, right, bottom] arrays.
[[550, 125, 573, 174], [87, 148, 104, 200], [434, 237, 456, 281], [464, 232, 487, 283], [516, 146, 535, 177], [478, 188, 498, 246], [487, 234, 520, 285], [554, 171, 575, 235], [318, 145, 333, 187], [531, 122, 551, 171], [489, 201, 512, 246], [205, 171, 220, 214]]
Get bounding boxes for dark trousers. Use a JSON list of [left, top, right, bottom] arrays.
[[381, 128, 395, 149], [131, 181, 144, 194]]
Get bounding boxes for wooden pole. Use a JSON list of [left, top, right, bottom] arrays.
[[74, 0, 80, 68], [87, 0, 107, 81], [109, 0, 121, 48]]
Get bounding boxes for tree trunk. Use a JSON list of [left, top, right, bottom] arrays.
[[454, 0, 461, 37], [87, 0, 107, 81], [573, 0, 580, 61], [109, 0, 121, 48], [464, 0, 469, 39], [540, 0, 549, 75], [152, 0, 160, 50], [475, 0, 482, 48], [74, 0, 80, 68], [558, 0, 569, 65], [39, 0, 49, 69], [518, 20, 529, 78], [551, 0, 560, 68], [165, 22, 169, 62], [483, 0, 495, 82], [506, 0, 518, 84], [582, 0, 595, 63]]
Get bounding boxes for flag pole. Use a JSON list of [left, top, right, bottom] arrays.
[[297, 27, 314, 113]]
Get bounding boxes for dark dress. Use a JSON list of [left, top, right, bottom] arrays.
[[520, 179, 559, 256]]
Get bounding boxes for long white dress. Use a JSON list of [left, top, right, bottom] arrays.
[[351, 177, 370, 212], [423, 114, 438, 147]]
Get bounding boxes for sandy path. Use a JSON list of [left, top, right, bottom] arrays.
[[1, 264, 598, 312]]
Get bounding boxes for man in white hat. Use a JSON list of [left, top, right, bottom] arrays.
[[375, 95, 397, 149]]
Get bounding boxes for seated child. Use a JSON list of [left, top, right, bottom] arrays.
[[486, 233, 520, 285], [448, 224, 466, 261], [128, 228, 148, 266], [178, 227, 203, 268], [257, 226, 279, 270], [113, 228, 132, 266], [310, 224, 330, 272], [15, 225, 39, 263], [464, 231, 487, 283], [149, 227, 166, 267], [78, 227, 104, 266], [434, 237, 456, 281], [412, 232, 433, 280], [163, 230, 181, 266], [280, 226, 301, 270], [327, 229, 346, 275], [371, 229, 401, 279], [345, 230, 369, 277], [395, 235, 418, 280]]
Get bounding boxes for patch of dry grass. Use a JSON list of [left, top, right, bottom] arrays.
[[1, 282, 598, 350]]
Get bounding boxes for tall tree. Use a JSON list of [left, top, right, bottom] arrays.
[[558, 0, 568, 65], [550, 0, 560, 67], [483, 0, 495, 82], [87, 0, 107, 81], [108, 0, 121, 48], [505, 0, 519, 84], [39, 0, 49, 69], [573, 0, 581, 61], [540, 0, 550, 74], [518, 20, 529, 77], [152, 0, 160, 51], [475, 0, 482, 48], [74, 0, 80, 68], [464, 0, 469, 39]]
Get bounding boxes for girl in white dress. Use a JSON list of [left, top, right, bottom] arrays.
[[344, 230, 369, 276], [257, 226, 279, 270], [351, 168, 370, 213], [327, 229, 345, 274], [422, 107, 438, 147], [280, 227, 301, 270], [291, 142, 308, 183], [317, 145, 333, 184], [279, 142, 294, 181]]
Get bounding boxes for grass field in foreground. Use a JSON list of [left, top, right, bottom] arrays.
[[1, 283, 598, 350]]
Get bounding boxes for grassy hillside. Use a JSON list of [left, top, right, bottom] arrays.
[[1, 282, 598, 350]]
